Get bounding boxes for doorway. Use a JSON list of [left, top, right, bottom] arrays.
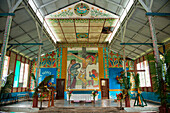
[[56, 79, 65, 99], [100, 79, 109, 99]]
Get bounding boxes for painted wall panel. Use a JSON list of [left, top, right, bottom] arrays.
[[39, 68, 57, 89]]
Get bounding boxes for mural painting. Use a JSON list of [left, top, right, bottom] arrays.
[[67, 47, 99, 89]]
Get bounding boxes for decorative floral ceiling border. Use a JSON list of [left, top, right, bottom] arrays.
[[46, 1, 119, 19]]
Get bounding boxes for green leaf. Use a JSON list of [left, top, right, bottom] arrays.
[[0, 72, 14, 93]]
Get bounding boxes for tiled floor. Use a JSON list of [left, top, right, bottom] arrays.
[[0, 99, 160, 112]]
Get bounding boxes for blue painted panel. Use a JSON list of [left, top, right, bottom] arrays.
[[39, 68, 57, 88], [29, 92, 34, 98], [98, 91, 101, 99], [141, 92, 160, 102], [109, 68, 128, 89], [109, 91, 122, 99], [64, 91, 67, 99], [130, 91, 137, 99], [72, 91, 93, 94]]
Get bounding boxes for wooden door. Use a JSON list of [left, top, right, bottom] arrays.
[[56, 79, 65, 99], [100, 79, 109, 99]]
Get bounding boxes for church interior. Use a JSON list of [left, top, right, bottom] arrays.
[[0, 0, 170, 112]]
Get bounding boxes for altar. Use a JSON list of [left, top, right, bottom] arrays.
[[67, 91, 98, 102]]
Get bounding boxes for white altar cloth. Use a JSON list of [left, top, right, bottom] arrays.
[[67, 94, 98, 102]]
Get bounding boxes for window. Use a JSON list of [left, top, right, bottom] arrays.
[[137, 60, 151, 87], [13, 60, 29, 87], [23, 64, 29, 87]]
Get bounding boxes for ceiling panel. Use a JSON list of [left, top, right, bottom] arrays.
[[62, 27, 75, 33], [67, 39, 77, 43], [60, 20, 74, 26], [10, 26, 25, 38], [89, 39, 98, 43], [90, 19, 104, 26], [47, 19, 60, 26], [13, 9, 31, 24], [156, 33, 169, 43], [57, 34, 65, 39], [100, 34, 108, 40], [75, 20, 89, 26], [90, 27, 102, 32], [76, 27, 88, 33], [65, 34, 76, 39], [104, 19, 117, 27], [89, 33, 100, 39], [99, 37, 105, 43], [52, 27, 62, 33], [19, 20, 36, 32]]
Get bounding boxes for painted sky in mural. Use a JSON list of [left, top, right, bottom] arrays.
[[67, 47, 99, 89]]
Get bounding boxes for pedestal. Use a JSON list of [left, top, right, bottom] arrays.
[[32, 95, 38, 107], [125, 96, 130, 107]]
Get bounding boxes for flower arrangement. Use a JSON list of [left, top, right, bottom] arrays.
[[116, 93, 124, 110], [67, 90, 73, 100], [116, 93, 123, 101], [48, 82, 52, 87], [39, 93, 47, 101], [116, 75, 123, 84], [92, 90, 98, 100]]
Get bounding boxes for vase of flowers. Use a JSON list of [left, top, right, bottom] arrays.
[[116, 93, 123, 110], [39, 93, 47, 110], [92, 90, 98, 103], [67, 90, 73, 103]]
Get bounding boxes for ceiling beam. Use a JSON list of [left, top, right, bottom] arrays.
[[146, 12, 170, 16], [10, 0, 23, 13], [57, 19, 68, 43], [130, 18, 170, 36], [120, 43, 164, 45], [0, 13, 15, 16], [106, 0, 125, 9], [39, 0, 58, 9], [0, 43, 43, 45]]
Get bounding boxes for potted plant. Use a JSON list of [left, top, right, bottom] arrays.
[[147, 49, 170, 113], [0, 72, 14, 94], [39, 93, 47, 110], [31, 73, 54, 107], [119, 71, 131, 107]]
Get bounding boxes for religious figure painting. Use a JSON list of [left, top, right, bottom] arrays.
[[67, 47, 99, 89]]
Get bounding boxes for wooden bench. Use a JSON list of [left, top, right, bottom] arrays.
[[0, 93, 18, 105], [17, 93, 29, 100]]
